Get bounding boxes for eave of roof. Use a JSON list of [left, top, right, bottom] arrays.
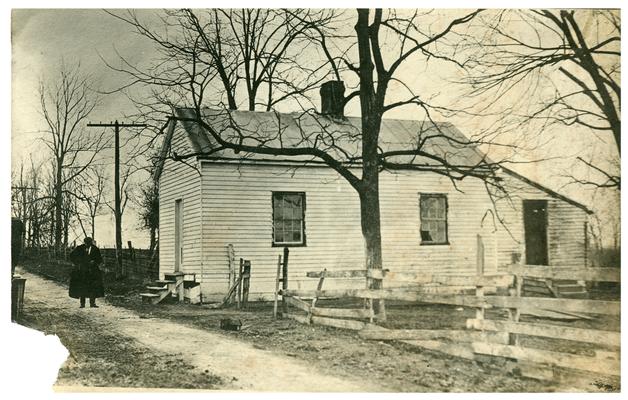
[[157, 107, 593, 215], [153, 117, 177, 184], [501, 167, 593, 214]]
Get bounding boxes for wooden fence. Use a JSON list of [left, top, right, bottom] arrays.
[[23, 246, 159, 281], [279, 265, 620, 380]]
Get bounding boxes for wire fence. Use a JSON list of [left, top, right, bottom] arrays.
[[22, 246, 159, 281]]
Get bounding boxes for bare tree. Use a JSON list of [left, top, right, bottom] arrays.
[[114, 166, 132, 217], [461, 9, 620, 189], [61, 178, 79, 251], [11, 161, 28, 222], [107, 9, 337, 112], [11, 158, 53, 249], [130, 170, 159, 254], [111, 9, 531, 318], [72, 165, 109, 239], [26, 158, 47, 248], [39, 63, 107, 252]]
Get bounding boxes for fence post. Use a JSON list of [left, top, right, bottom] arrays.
[[237, 258, 243, 309], [309, 269, 326, 323], [241, 260, 251, 309], [476, 234, 485, 321], [508, 274, 522, 345], [273, 255, 282, 319], [127, 241, 137, 277], [127, 241, 135, 261], [227, 244, 236, 302], [475, 286, 485, 320], [281, 247, 289, 317]]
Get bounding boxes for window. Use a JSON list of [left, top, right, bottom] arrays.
[[272, 192, 306, 246], [419, 194, 448, 245]]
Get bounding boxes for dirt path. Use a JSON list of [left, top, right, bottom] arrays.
[[19, 270, 386, 392]]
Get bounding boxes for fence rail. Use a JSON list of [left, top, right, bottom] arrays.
[[279, 263, 620, 381], [508, 265, 620, 282], [22, 246, 158, 281]]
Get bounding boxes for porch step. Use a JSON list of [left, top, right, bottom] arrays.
[[558, 292, 589, 299], [141, 272, 188, 305], [140, 271, 187, 304], [140, 293, 161, 304], [141, 280, 176, 304], [554, 284, 585, 291], [553, 279, 578, 285], [522, 277, 553, 297], [522, 277, 587, 299], [556, 289, 588, 299], [522, 285, 553, 296], [553, 280, 588, 299], [146, 286, 169, 293]]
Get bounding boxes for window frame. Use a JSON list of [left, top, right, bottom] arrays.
[[419, 193, 449, 246], [271, 191, 307, 247]]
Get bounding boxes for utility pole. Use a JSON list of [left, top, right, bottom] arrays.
[[87, 120, 146, 279]]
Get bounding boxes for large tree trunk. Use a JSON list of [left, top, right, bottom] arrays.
[[54, 164, 63, 254], [359, 180, 383, 276], [359, 119, 387, 320], [63, 209, 69, 248], [355, 8, 387, 320], [360, 115, 384, 279]]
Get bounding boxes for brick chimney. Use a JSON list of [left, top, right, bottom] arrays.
[[320, 81, 345, 118]]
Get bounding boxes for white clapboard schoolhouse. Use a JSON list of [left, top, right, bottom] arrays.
[[155, 83, 591, 301]]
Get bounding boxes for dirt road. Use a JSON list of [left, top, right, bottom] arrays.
[[17, 270, 386, 392], [17, 263, 619, 393]]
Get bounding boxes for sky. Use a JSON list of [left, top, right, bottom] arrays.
[[9, 5, 622, 248], [11, 9, 158, 157], [11, 9, 159, 247]]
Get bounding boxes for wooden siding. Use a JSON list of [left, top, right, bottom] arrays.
[[198, 163, 362, 299], [492, 173, 588, 269], [548, 201, 587, 266], [193, 162, 587, 300], [158, 123, 202, 279]]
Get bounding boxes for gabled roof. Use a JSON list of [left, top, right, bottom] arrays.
[[501, 167, 593, 214], [174, 107, 488, 167], [158, 107, 592, 214]]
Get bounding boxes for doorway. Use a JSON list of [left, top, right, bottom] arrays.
[[174, 199, 183, 272], [523, 200, 548, 265]]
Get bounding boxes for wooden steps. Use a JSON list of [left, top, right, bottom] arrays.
[[553, 282, 588, 299], [155, 279, 176, 285], [522, 277, 588, 299], [140, 293, 160, 301], [146, 286, 168, 292], [140, 271, 186, 304]]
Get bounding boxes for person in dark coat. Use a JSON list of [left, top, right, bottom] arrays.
[[69, 237, 104, 308]]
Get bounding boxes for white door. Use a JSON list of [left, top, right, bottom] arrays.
[[174, 199, 183, 271]]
